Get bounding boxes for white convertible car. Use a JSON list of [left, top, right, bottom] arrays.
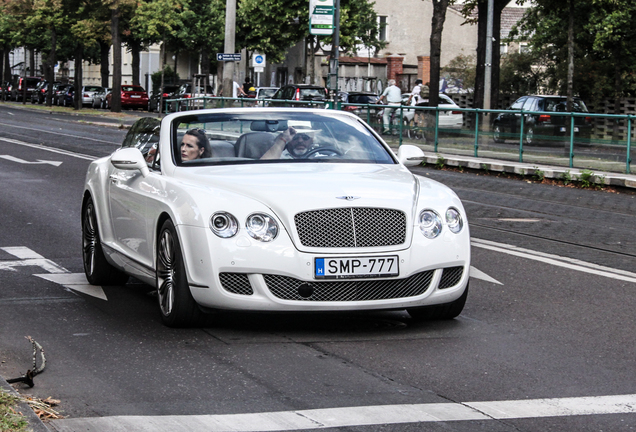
[[82, 108, 470, 327]]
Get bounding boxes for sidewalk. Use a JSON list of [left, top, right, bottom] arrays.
[[417, 150, 636, 190]]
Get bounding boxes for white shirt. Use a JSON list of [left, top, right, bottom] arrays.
[[410, 85, 422, 104], [232, 81, 241, 98], [381, 85, 402, 104]]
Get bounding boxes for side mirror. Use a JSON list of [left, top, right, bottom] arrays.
[[397, 145, 425, 167], [110, 147, 149, 177]]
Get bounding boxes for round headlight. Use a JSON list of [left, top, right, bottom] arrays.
[[419, 210, 442, 239], [246, 213, 278, 242], [446, 208, 463, 234], [209, 212, 238, 238]]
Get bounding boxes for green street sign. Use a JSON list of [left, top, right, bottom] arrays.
[[310, 0, 334, 35]]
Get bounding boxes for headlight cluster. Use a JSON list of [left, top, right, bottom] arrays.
[[209, 212, 279, 242], [418, 207, 464, 239]]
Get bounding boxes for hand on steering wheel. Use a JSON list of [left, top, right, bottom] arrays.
[[302, 147, 343, 159]]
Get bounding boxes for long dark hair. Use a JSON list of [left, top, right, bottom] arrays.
[[185, 129, 211, 158]]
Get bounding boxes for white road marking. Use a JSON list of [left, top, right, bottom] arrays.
[[496, 218, 541, 222], [48, 394, 636, 432], [472, 238, 636, 284], [0, 154, 63, 166], [0, 121, 120, 145], [35, 273, 107, 301], [0, 246, 68, 273], [0, 137, 97, 160], [469, 266, 503, 285]]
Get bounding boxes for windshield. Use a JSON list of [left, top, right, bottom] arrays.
[[258, 88, 277, 98], [122, 86, 145, 92], [171, 111, 395, 166]]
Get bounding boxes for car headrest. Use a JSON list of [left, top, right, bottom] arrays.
[[251, 120, 288, 132]]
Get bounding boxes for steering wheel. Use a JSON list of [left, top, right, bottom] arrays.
[[303, 147, 343, 159]]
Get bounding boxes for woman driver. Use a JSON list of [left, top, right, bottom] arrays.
[[181, 129, 212, 161]]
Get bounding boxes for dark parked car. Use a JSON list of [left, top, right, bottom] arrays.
[[53, 84, 70, 106], [31, 81, 61, 104], [11, 76, 42, 102], [338, 91, 380, 114], [1, 81, 11, 101], [270, 84, 328, 107], [59, 86, 75, 107], [148, 85, 180, 112], [492, 95, 593, 145], [171, 83, 214, 111], [106, 85, 149, 110]]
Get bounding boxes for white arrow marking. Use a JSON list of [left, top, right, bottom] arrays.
[[1, 246, 107, 300], [0, 154, 63, 166], [35, 273, 107, 301], [469, 266, 503, 285]]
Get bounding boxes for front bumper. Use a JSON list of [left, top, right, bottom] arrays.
[[178, 225, 471, 312]]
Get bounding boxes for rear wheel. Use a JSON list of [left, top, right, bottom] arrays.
[[156, 219, 201, 327], [82, 197, 129, 286], [525, 126, 535, 145], [407, 284, 468, 321]]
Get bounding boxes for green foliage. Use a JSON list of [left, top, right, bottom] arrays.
[[0, 390, 28, 432], [507, 0, 636, 105], [560, 170, 572, 185], [151, 66, 180, 91], [442, 53, 476, 91], [533, 166, 545, 182], [578, 169, 594, 188], [435, 155, 445, 170]]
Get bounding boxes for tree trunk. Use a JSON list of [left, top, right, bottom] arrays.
[[111, 5, 122, 112], [309, 38, 315, 85], [490, 0, 507, 110], [99, 40, 110, 88], [473, 0, 487, 110], [74, 45, 83, 110], [131, 41, 140, 86], [46, 29, 57, 106], [201, 47, 210, 94], [612, 58, 622, 141], [567, 0, 574, 112], [429, 0, 449, 108], [30, 49, 36, 76], [3, 49, 10, 84]]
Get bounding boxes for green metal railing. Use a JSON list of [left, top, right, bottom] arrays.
[[164, 96, 634, 174]]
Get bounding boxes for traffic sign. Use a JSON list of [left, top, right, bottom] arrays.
[[252, 53, 266, 68], [217, 53, 242, 62], [310, 0, 334, 35]]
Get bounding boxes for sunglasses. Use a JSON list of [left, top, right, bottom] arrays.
[[291, 133, 311, 143]]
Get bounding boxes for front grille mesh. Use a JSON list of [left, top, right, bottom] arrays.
[[294, 207, 407, 248], [219, 273, 253, 295], [264, 270, 434, 302], [439, 266, 464, 289]]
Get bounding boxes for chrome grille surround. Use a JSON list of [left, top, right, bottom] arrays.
[[294, 207, 407, 248], [263, 270, 434, 302], [219, 273, 253, 295], [439, 266, 464, 289]]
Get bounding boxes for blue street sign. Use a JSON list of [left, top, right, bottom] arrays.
[[217, 53, 242, 62]]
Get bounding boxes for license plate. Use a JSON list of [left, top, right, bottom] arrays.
[[315, 256, 399, 279], [574, 127, 579, 132], [131, 95, 141, 98]]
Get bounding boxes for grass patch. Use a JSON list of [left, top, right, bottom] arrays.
[[0, 390, 28, 432]]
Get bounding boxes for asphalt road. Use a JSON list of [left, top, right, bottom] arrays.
[[0, 103, 635, 432]]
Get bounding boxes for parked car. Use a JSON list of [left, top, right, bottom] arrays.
[[492, 95, 593, 145], [31, 81, 60, 104], [407, 93, 464, 131], [255, 87, 278, 100], [148, 85, 180, 112], [80, 85, 103, 107], [11, 76, 42, 102], [53, 84, 70, 106], [81, 108, 470, 327], [172, 83, 214, 111], [105, 85, 149, 110], [59, 86, 75, 107], [339, 91, 380, 115], [269, 84, 328, 107], [1, 81, 11, 101], [92, 87, 110, 109]]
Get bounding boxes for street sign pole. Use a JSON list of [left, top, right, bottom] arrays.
[[329, 0, 340, 105], [222, 0, 237, 99]]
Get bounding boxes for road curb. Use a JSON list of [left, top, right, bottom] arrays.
[[1, 375, 51, 432], [422, 152, 636, 189]]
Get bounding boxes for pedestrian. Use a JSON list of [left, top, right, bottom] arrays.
[[378, 79, 402, 134]]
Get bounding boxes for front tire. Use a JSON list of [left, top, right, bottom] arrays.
[[82, 197, 129, 286], [156, 219, 201, 327], [407, 284, 468, 321]]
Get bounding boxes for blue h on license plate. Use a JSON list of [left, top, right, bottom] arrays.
[[315, 256, 399, 279]]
